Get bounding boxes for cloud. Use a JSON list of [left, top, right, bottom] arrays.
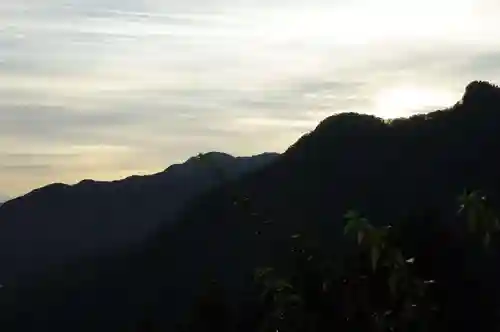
[[1, 0, 500, 195]]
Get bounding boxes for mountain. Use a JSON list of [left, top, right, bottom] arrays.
[[1, 81, 500, 331], [0, 152, 278, 282]]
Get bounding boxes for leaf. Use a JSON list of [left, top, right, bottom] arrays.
[[365, 227, 387, 249], [343, 210, 369, 235], [357, 230, 365, 244], [371, 246, 380, 271], [344, 210, 361, 220], [405, 257, 415, 264], [344, 218, 356, 235], [274, 279, 293, 292]]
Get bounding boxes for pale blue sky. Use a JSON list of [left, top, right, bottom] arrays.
[[1, 0, 500, 198]]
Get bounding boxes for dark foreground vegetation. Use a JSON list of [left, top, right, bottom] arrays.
[[1, 81, 500, 331], [184, 190, 500, 332]]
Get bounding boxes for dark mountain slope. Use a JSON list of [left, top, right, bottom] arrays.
[[0, 152, 278, 282], [151, 82, 500, 328], [1, 81, 500, 331]]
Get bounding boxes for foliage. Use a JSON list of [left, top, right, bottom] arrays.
[[187, 191, 500, 332]]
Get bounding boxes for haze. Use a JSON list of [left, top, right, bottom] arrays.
[[1, 0, 500, 198]]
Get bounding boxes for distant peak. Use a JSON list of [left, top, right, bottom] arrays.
[[19, 183, 70, 200], [314, 112, 385, 136], [184, 152, 235, 165], [37, 183, 70, 191], [465, 80, 498, 91], [77, 179, 97, 185], [193, 151, 234, 160], [462, 80, 500, 106]]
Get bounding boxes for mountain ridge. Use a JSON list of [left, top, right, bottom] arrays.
[[1, 81, 500, 331], [0, 151, 279, 282], [2, 152, 278, 205]]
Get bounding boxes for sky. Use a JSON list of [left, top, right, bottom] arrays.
[[1, 0, 500, 199]]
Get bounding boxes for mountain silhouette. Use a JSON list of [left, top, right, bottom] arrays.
[[0, 152, 278, 282], [1, 81, 500, 331]]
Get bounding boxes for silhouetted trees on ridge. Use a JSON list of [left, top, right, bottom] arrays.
[[1, 81, 500, 331], [179, 80, 500, 332]]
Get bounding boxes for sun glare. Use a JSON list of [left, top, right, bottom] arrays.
[[373, 86, 457, 119]]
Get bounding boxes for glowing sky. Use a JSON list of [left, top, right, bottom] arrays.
[[1, 0, 500, 198]]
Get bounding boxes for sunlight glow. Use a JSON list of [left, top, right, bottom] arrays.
[[373, 86, 458, 119]]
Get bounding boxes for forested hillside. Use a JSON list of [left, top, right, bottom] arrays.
[[1, 81, 500, 331], [0, 152, 277, 282]]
